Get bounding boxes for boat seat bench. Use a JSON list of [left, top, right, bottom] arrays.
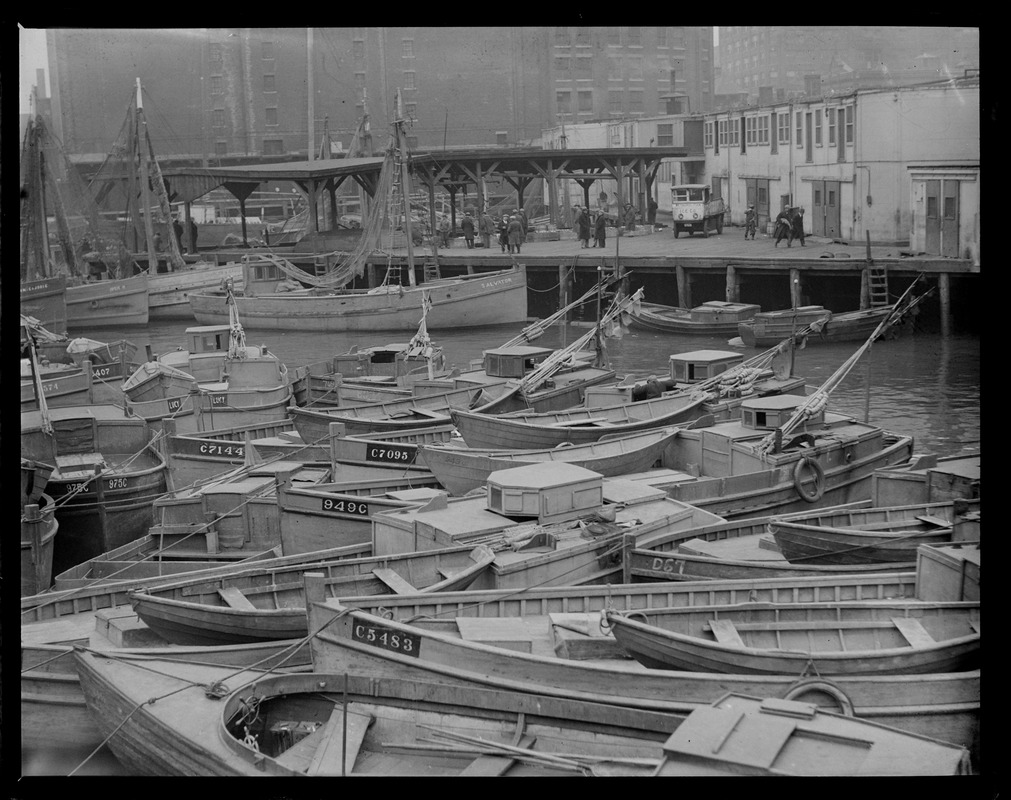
[[891, 617, 937, 648], [273, 703, 373, 775], [217, 586, 257, 610], [705, 617, 942, 646], [371, 567, 418, 595]]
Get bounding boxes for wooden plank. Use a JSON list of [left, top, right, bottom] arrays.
[[437, 566, 460, 580], [459, 735, 536, 776], [370, 567, 418, 595], [708, 619, 745, 647], [892, 617, 936, 649], [969, 620, 980, 634], [273, 722, 330, 773], [217, 586, 257, 610], [706, 619, 902, 633], [307, 703, 373, 776], [915, 515, 953, 528]]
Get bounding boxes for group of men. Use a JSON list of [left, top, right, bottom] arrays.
[[153, 217, 199, 253], [744, 205, 806, 247]]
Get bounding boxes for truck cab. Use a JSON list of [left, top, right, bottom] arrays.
[[671, 184, 725, 238]]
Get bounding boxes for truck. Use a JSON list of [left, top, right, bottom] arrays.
[[670, 184, 725, 238]]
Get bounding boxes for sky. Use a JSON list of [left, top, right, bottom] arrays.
[[19, 25, 49, 114]]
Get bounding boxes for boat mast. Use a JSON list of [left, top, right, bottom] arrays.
[[394, 89, 417, 287], [135, 78, 159, 272]]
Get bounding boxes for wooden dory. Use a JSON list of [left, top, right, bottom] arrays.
[[304, 575, 982, 766], [126, 545, 496, 645], [73, 653, 682, 776], [628, 300, 762, 336], [737, 305, 896, 347], [450, 391, 712, 450], [602, 599, 980, 675], [291, 384, 484, 440], [769, 500, 976, 565], [417, 426, 681, 496]]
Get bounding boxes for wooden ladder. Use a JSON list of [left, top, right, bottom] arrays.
[[867, 267, 890, 308], [423, 259, 441, 281]]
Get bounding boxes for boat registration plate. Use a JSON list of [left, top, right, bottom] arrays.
[[352, 621, 420, 657], [365, 444, 416, 465]]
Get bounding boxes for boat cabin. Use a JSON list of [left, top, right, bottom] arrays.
[[483, 346, 554, 379], [740, 395, 825, 431], [688, 302, 761, 324], [184, 326, 231, 354], [670, 350, 744, 384], [486, 463, 603, 524]]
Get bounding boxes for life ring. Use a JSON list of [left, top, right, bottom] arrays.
[[793, 456, 825, 503], [782, 678, 855, 716]]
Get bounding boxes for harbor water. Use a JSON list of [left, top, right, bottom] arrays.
[[21, 319, 979, 776]]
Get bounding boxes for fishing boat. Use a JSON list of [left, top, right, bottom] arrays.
[[20, 99, 150, 329], [738, 305, 898, 347], [582, 347, 807, 422], [450, 392, 713, 450], [290, 384, 484, 440], [122, 295, 291, 434], [871, 451, 980, 506], [603, 599, 979, 675], [127, 545, 497, 645], [188, 92, 527, 333], [417, 426, 681, 497], [370, 462, 726, 589], [769, 499, 976, 565], [73, 653, 685, 776], [628, 300, 762, 336], [304, 575, 981, 766], [73, 651, 970, 776], [20, 404, 169, 580]]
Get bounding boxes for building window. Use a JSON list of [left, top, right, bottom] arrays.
[[555, 27, 570, 45], [702, 121, 712, 149], [628, 90, 644, 113], [628, 56, 643, 80], [496, 131, 508, 145], [263, 138, 284, 155], [814, 110, 822, 146], [554, 56, 570, 72], [212, 108, 225, 128], [404, 71, 416, 90], [210, 75, 223, 94], [265, 107, 278, 126], [607, 57, 622, 80], [607, 28, 620, 45], [796, 110, 804, 148], [575, 27, 590, 45], [209, 42, 222, 62], [609, 89, 623, 114], [353, 39, 364, 60], [757, 115, 769, 145], [214, 140, 228, 155], [405, 102, 417, 118], [263, 74, 276, 92], [628, 27, 642, 46], [556, 90, 572, 115], [657, 27, 668, 47], [406, 135, 418, 150], [354, 71, 366, 88], [660, 123, 676, 147], [575, 56, 592, 75], [730, 118, 740, 147], [778, 113, 790, 144], [828, 108, 836, 146], [718, 119, 728, 147], [578, 90, 593, 113], [745, 116, 757, 145], [262, 41, 275, 60], [402, 38, 414, 58], [845, 105, 854, 144]]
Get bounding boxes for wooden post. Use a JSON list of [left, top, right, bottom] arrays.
[[558, 264, 569, 321], [304, 571, 328, 608], [860, 268, 871, 310], [23, 503, 44, 593], [675, 264, 689, 308], [94, 465, 109, 552], [938, 272, 951, 337], [789, 268, 802, 308], [622, 533, 636, 584], [83, 359, 94, 403], [725, 264, 739, 302]]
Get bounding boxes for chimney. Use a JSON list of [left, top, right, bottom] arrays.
[[804, 74, 821, 97], [758, 86, 773, 105]]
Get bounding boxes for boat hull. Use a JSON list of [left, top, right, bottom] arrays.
[[738, 307, 894, 347], [188, 267, 528, 332], [147, 263, 244, 319], [629, 301, 761, 336], [21, 494, 59, 595], [20, 275, 69, 334], [66, 275, 150, 328]]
